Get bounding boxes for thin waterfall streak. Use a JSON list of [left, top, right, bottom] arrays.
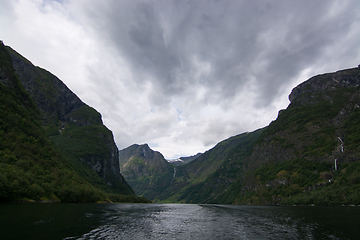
[[171, 168, 176, 184]]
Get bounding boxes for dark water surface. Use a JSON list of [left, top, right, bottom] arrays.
[[1, 203, 359, 240]]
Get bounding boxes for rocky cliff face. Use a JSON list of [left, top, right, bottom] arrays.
[[7, 47, 85, 126], [6, 46, 133, 195], [289, 68, 360, 103]]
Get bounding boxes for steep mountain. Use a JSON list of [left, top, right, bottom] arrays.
[[6, 46, 133, 195], [0, 41, 103, 202], [119, 144, 174, 199], [178, 66, 360, 205], [236, 66, 360, 205], [121, 66, 360, 206], [0, 42, 150, 202]]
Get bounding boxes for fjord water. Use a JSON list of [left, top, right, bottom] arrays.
[[1, 203, 359, 240]]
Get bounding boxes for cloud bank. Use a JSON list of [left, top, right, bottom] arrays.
[[1, 0, 359, 158]]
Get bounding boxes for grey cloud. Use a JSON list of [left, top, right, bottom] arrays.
[[104, 2, 185, 98], [10, 0, 357, 158], [249, 0, 359, 107], [78, 0, 359, 151]]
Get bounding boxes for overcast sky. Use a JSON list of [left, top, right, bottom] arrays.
[[1, 0, 359, 159]]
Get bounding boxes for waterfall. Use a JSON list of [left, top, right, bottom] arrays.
[[338, 137, 344, 153], [335, 159, 337, 171], [334, 137, 344, 171], [171, 168, 176, 184]]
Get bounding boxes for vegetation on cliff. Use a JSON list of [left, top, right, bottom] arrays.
[[235, 67, 360, 205], [6, 46, 134, 196], [0, 42, 148, 203], [241, 160, 360, 206]]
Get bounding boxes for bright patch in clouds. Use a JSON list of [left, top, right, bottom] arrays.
[[1, 0, 359, 159]]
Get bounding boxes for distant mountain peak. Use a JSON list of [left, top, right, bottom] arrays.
[[119, 143, 174, 199], [166, 153, 203, 166]]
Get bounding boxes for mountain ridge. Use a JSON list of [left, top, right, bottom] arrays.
[[120, 66, 360, 205], [6, 45, 133, 195]]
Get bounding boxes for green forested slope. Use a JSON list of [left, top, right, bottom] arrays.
[[52, 121, 133, 194], [141, 129, 264, 203], [176, 128, 265, 204], [6, 46, 134, 196], [0, 41, 103, 202], [235, 67, 360, 205], [0, 42, 148, 203]]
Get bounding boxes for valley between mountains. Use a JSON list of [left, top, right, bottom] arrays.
[[1, 41, 360, 205]]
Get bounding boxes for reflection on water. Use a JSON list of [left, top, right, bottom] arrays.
[[0, 203, 359, 239]]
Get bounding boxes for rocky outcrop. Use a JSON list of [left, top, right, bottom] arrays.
[[7, 46, 85, 125], [289, 67, 360, 104]]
